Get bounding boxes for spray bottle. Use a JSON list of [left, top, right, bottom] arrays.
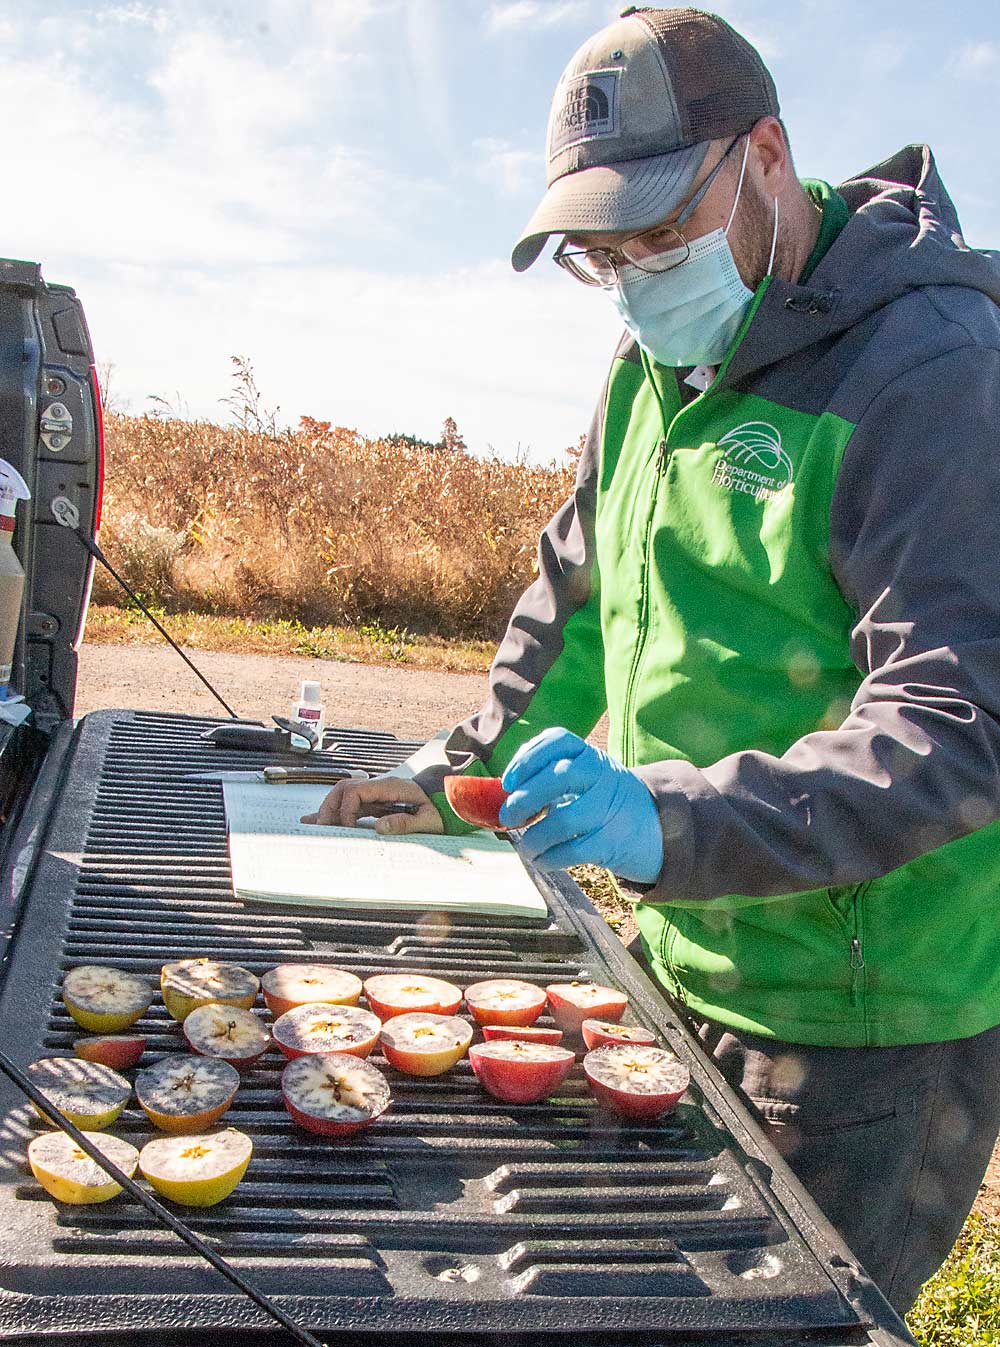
[[0, 462, 30, 701], [290, 680, 326, 745]]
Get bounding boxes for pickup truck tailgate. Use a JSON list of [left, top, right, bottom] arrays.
[[0, 709, 913, 1345]]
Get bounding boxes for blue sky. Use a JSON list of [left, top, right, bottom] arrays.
[[2, 0, 997, 461]]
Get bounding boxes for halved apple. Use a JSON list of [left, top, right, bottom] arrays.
[[136, 1056, 240, 1134], [581, 1019, 656, 1051], [271, 1003, 381, 1061], [62, 965, 153, 1033], [363, 974, 462, 1021], [160, 959, 259, 1023], [468, 1040, 575, 1104], [74, 1034, 147, 1070], [482, 1024, 565, 1045], [443, 775, 509, 829], [379, 1013, 473, 1076], [261, 964, 362, 1018], [183, 1004, 270, 1069], [463, 978, 547, 1027], [28, 1057, 131, 1131], [545, 982, 627, 1033], [139, 1128, 253, 1207], [28, 1130, 139, 1204], [583, 1044, 690, 1121], [282, 1052, 391, 1137]]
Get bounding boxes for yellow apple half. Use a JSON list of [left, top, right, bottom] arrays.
[[139, 1128, 252, 1207], [28, 1057, 131, 1130], [160, 959, 259, 1023], [28, 1130, 139, 1204], [62, 965, 154, 1032]]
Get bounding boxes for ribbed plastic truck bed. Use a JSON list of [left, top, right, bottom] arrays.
[[0, 710, 914, 1345]]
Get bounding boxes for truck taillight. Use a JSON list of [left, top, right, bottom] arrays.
[[89, 364, 105, 534]]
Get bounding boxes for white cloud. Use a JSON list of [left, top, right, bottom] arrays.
[[485, 1, 590, 36], [473, 138, 540, 197], [951, 40, 999, 75]]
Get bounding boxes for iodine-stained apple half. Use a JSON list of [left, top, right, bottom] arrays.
[[62, 965, 153, 1033], [28, 1130, 139, 1205], [74, 1034, 147, 1070], [160, 959, 259, 1023], [379, 1012, 473, 1077], [183, 1004, 271, 1069], [482, 1024, 565, 1046], [469, 1040, 575, 1104], [28, 1057, 131, 1131], [583, 1044, 690, 1121], [581, 1019, 657, 1051], [545, 982, 628, 1034], [463, 978, 547, 1027], [261, 964, 362, 1018], [136, 1056, 240, 1134], [282, 1052, 391, 1137], [271, 1003, 381, 1061], [363, 974, 463, 1021], [139, 1128, 253, 1207]]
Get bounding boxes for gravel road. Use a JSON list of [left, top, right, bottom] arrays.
[[76, 642, 491, 741]]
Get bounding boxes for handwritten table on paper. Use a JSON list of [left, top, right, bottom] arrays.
[[222, 782, 549, 920]]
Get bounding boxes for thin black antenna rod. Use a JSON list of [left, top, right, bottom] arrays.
[[74, 528, 239, 719], [0, 1048, 328, 1347]]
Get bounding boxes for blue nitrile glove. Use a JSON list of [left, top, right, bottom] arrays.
[[499, 728, 664, 882]]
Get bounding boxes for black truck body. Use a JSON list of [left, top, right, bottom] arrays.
[[0, 263, 917, 1345]]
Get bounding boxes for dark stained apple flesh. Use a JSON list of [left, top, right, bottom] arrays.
[[282, 1052, 391, 1137]]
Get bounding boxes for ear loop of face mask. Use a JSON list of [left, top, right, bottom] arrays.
[[724, 135, 780, 278]]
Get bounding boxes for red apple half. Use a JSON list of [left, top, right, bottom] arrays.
[[583, 1044, 690, 1121], [482, 1024, 564, 1046], [379, 1013, 473, 1076], [443, 775, 508, 829], [282, 1052, 391, 1137], [545, 982, 627, 1033], [469, 1040, 575, 1104], [581, 1019, 657, 1051], [363, 974, 462, 1021], [463, 978, 547, 1027], [74, 1034, 147, 1070], [271, 1003, 381, 1060], [183, 1004, 271, 1069], [261, 964, 362, 1018]]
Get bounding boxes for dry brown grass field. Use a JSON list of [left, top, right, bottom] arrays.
[[95, 409, 576, 640]]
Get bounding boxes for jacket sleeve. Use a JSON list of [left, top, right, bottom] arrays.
[[632, 343, 1000, 900], [404, 382, 610, 833]]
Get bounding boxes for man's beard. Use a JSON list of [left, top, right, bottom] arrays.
[[731, 176, 786, 290]]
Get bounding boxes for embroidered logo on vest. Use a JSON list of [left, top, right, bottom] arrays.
[[712, 422, 794, 502]]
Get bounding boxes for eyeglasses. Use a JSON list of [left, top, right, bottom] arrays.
[[553, 135, 743, 288]]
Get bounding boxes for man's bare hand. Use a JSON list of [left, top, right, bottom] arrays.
[[301, 776, 444, 835]]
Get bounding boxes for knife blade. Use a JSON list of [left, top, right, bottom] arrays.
[[184, 767, 370, 783]]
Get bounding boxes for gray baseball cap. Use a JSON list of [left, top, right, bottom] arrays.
[[511, 5, 780, 272]]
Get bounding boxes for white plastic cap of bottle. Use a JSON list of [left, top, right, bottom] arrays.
[[300, 680, 322, 704]]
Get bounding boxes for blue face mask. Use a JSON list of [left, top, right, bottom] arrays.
[[609, 140, 778, 369]]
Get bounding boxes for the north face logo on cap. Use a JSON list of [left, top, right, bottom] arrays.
[[550, 70, 620, 157]]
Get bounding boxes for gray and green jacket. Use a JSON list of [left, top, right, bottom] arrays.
[[412, 145, 1000, 1048]]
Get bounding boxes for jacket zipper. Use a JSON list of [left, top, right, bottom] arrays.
[[621, 437, 671, 766]]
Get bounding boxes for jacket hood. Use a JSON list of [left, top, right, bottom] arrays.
[[721, 144, 1000, 389]]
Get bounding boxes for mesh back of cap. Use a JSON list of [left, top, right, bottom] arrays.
[[635, 7, 779, 143]]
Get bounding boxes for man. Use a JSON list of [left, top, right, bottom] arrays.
[[307, 4, 1000, 1315]]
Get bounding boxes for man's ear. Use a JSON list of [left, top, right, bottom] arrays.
[[749, 117, 790, 193]]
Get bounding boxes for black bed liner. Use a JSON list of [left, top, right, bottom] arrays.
[[0, 710, 914, 1345]]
